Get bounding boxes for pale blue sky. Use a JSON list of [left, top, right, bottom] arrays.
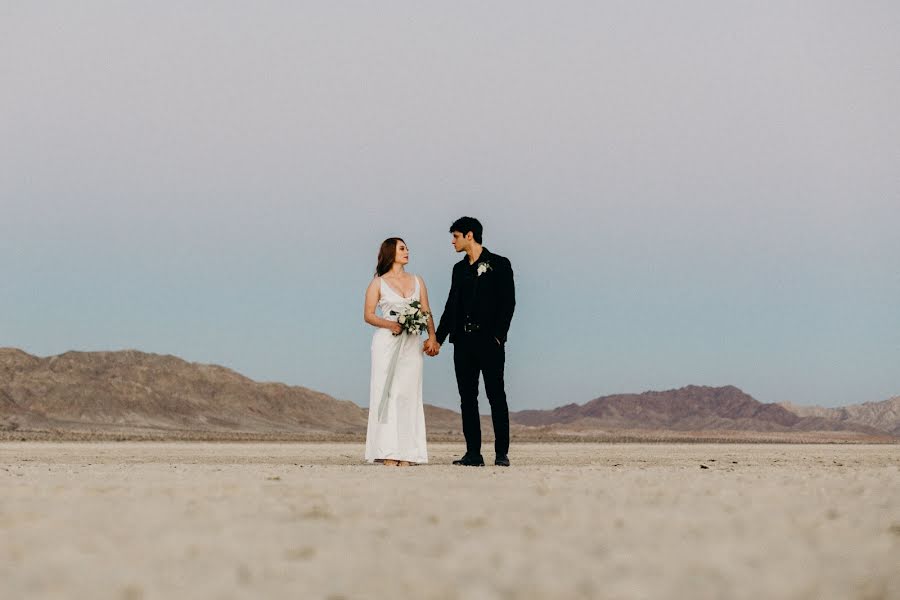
[[1, 2, 898, 409]]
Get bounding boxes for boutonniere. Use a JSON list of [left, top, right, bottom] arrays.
[[476, 262, 492, 277]]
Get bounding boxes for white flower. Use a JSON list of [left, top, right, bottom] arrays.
[[399, 316, 406, 324], [477, 262, 491, 276]]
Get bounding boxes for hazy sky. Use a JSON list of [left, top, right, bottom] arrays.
[[2, 2, 898, 410]]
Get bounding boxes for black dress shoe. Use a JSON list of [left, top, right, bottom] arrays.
[[452, 453, 485, 466], [495, 454, 510, 467]]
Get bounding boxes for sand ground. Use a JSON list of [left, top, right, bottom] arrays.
[[1, 442, 898, 600]]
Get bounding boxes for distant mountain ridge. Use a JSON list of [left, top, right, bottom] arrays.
[[510, 385, 890, 435], [780, 397, 900, 436], [0, 348, 366, 434], [1, 348, 896, 440]]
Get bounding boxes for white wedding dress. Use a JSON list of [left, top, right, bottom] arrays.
[[364, 275, 428, 464]]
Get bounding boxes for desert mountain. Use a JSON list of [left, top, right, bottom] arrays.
[[1, 348, 894, 441], [511, 385, 889, 435], [0, 348, 367, 434], [781, 397, 900, 436]]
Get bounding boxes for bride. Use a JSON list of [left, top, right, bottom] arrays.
[[363, 237, 437, 466]]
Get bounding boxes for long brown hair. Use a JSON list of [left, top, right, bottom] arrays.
[[375, 237, 406, 277]]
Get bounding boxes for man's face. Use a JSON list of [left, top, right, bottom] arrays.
[[451, 231, 471, 253]]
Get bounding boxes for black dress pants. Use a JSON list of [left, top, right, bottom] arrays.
[[452, 334, 509, 456]]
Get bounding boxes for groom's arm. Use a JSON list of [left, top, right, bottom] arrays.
[[493, 257, 516, 344], [435, 265, 460, 345]]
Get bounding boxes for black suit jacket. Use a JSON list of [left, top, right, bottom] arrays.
[[435, 248, 515, 345]]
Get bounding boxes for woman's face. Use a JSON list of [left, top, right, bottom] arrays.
[[395, 241, 410, 265]]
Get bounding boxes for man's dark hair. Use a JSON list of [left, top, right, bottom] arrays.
[[450, 216, 483, 244]]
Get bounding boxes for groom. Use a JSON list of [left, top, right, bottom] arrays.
[[424, 217, 515, 467]]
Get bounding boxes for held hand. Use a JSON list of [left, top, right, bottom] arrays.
[[388, 322, 402, 335], [423, 339, 441, 356]]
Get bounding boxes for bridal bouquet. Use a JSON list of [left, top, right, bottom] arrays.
[[390, 300, 431, 336]]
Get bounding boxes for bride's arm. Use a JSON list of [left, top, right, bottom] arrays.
[[364, 278, 401, 333], [418, 276, 437, 342]]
